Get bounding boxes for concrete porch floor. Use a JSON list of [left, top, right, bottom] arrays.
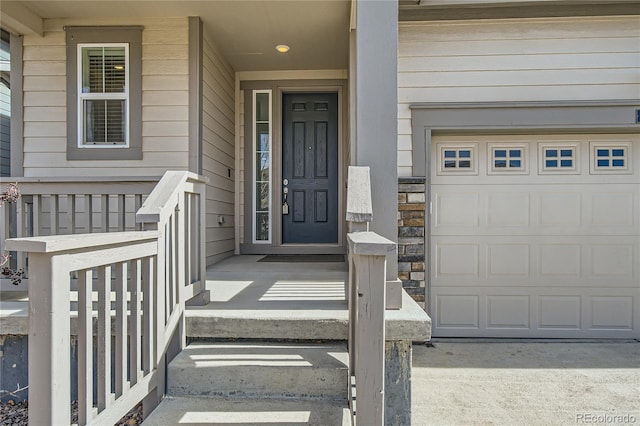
[[187, 255, 429, 341], [202, 255, 349, 310], [185, 254, 349, 340]]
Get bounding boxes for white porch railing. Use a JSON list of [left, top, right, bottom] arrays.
[[4, 171, 207, 425], [0, 176, 158, 290], [346, 166, 396, 426]]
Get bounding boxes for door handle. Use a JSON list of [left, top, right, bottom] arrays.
[[282, 184, 289, 215]]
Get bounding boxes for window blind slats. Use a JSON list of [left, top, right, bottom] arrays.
[[84, 100, 125, 144], [83, 47, 126, 94]]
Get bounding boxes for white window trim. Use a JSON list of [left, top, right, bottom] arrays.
[[436, 143, 478, 176], [590, 141, 632, 175], [487, 143, 529, 175], [538, 142, 580, 175], [252, 89, 272, 244], [76, 43, 130, 148]]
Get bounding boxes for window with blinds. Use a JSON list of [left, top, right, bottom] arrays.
[[77, 44, 129, 146]]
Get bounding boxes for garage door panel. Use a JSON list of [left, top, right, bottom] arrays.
[[435, 243, 480, 278], [589, 296, 634, 330], [486, 296, 530, 329], [538, 244, 581, 277], [538, 296, 582, 329], [588, 245, 634, 278], [436, 295, 479, 328], [487, 192, 530, 227], [537, 193, 582, 227], [589, 192, 635, 227], [435, 192, 479, 227], [487, 244, 530, 277]]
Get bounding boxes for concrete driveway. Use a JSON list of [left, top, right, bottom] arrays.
[[412, 341, 640, 425]]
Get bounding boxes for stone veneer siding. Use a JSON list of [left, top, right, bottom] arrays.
[[398, 177, 426, 309]]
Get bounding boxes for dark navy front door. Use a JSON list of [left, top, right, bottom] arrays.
[[282, 93, 338, 244]]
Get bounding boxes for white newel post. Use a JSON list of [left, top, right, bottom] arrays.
[[28, 252, 71, 426]]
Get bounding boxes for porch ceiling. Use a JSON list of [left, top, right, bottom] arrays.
[[2, 0, 351, 72]]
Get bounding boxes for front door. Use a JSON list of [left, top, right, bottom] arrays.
[[282, 93, 338, 244]]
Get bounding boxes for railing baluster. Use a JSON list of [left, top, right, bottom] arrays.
[[49, 195, 59, 236], [16, 200, 30, 269], [78, 269, 94, 426], [101, 195, 110, 233], [173, 209, 180, 310], [129, 259, 142, 386], [68, 194, 76, 234], [12, 199, 27, 269], [118, 194, 126, 232], [176, 193, 186, 303], [142, 256, 154, 374], [198, 189, 206, 290], [134, 194, 143, 231], [32, 195, 41, 236], [97, 265, 112, 411], [185, 193, 194, 285], [85, 195, 93, 233], [166, 221, 173, 320], [115, 261, 128, 398]]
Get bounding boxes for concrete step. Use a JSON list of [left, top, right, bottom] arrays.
[[186, 310, 349, 340], [143, 396, 352, 426], [167, 341, 349, 401]]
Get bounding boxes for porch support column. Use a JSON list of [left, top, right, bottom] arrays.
[[351, 0, 400, 306]]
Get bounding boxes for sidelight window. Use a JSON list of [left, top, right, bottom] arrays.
[[253, 90, 272, 243]]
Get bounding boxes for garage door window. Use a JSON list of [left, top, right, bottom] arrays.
[[591, 143, 630, 174], [488, 144, 528, 174], [437, 144, 477, 175], [539, 144, 579, 174]]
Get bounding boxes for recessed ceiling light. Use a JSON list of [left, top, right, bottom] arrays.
[[275, 44, 290, 53]]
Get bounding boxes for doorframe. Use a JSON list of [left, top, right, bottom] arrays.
[[239, 79, 348, 255]]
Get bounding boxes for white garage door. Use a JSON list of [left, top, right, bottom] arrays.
[[430, 134, 640, 338]]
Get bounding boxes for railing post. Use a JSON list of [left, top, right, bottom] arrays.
[[347, 231, 396, 426], [185, 178, 208, 305], [354, 252, 387, 426], [28, 252, 70, 426], [143, 228, 165, 418]]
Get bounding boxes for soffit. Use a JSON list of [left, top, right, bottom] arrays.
[[4, 0, 351, 72]]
